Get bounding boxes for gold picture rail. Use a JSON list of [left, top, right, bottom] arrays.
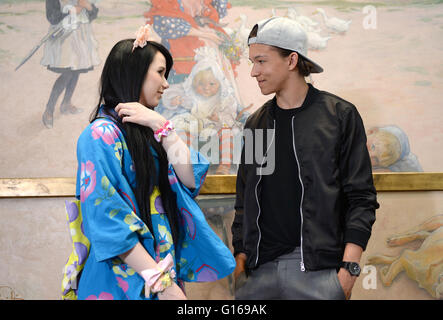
[[0, 173, 442, 198]]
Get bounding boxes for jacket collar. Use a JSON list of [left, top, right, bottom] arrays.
[[266, 83, 319, 120]]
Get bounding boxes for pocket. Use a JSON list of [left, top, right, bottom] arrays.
[[331, 269, 346, 300], [234, 271, 248, 292]]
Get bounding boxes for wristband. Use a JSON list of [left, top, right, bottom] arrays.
[[150, 272, 174, 293], [140, 253, 176, 294], [154, 120, 174, 142]]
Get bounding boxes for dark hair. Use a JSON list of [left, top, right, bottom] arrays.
[[248, 24, 311, 77], [90, 39, 179, 246]]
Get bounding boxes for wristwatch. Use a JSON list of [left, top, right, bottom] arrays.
[[340, 261, 361, 277]]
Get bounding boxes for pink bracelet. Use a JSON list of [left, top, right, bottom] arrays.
[[154, 120, 174, 142], [140, 253, 176, 294]]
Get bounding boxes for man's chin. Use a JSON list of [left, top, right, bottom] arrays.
[[259, 87, 274, 96]]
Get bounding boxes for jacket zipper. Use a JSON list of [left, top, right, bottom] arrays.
[[291, 116, 306, 272], [254, 120, 276, 267]]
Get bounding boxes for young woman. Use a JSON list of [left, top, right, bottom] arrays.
[[73, 26, 235, 300]]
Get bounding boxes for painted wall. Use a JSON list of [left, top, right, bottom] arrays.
[[1, 192, 443, 300], [1, 0, 441, 178], [0, 0, 442, 300]]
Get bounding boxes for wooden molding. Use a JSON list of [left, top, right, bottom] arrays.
[[0, 177, 76, 198], [0, 173, 442, 198], [372, 172, 443, 191]]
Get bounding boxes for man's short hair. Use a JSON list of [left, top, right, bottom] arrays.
[[248, 24, 311, 77]]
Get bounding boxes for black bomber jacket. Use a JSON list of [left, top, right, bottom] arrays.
[[232, 84, 379, 272]]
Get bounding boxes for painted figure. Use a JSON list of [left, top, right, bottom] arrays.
[[366, 125, 423, 172], [144, 0, 250, 158], [144, 0, 236, 81], [368, 214, 443, 299], [41, 0, 100, 128], [159, 46, 243, 174]]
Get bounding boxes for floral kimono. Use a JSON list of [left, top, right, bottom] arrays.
[[66, 109, 235, 300]]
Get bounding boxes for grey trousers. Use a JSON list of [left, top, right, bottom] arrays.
[[235, 247, 346, 300]]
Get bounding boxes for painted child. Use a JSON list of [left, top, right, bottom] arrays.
[[161, 47, 242, 174], [41, 0, 100, 128], [366, 125, 423, 172]]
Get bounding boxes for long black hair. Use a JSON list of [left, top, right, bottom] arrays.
[[90, 39, 179, 246]]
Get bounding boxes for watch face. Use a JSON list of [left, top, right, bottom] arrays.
[[349, 263, 361, 276]]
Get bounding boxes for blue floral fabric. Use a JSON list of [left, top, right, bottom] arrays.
[[74, 110, 235, 300]]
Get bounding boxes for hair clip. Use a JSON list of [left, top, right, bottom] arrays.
[[132, 25, 155, 52]]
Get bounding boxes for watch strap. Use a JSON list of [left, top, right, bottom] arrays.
[[340, 261, 361, 277]]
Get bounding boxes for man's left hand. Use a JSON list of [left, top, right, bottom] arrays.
[[337, 268, 357, 300]]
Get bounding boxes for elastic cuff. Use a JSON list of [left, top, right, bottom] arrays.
[[344, 228, 371, 251], [233, 242, 245, 257]]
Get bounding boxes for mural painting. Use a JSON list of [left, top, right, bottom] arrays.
[[368, 214, 443, 299], [0, 0, 442, 299]]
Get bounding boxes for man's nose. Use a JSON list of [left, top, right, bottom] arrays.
[[250, 64, 259, 78]]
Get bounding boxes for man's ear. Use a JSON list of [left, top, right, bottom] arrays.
[[288, 52, 299, 71]]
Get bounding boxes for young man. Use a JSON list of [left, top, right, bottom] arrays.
[[231, 17, 379, 300]]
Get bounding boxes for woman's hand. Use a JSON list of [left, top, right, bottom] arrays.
[[115, 103, 195, 189], [115, 102, 167, 132], [157, 282, 187, 300]]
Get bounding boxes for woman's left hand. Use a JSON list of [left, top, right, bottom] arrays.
[[115, 102, 167, 132]]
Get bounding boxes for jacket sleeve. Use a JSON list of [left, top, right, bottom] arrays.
[[231, 137, 246, 257], [338, 105, 379, 251]]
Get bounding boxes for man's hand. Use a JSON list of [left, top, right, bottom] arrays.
[[337, 268, 357, 300], [234, 253, 247, 281], [339, 243, 363, 300]]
